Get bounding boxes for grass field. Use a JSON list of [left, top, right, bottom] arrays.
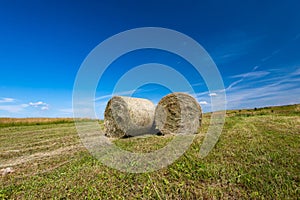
[[0, 104, 299, 199]]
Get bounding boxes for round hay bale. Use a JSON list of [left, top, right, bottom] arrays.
[[104, 96, 156, 138], [155, 92, 202, 135]]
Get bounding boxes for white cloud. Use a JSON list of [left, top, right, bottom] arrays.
[[209, 93, 217, 97], [0, 98, 15, 103], [41, 106, 49, 111], [29, 101, 46, 107], [28, 101, 49, 111], [0, 99, 50, 115], [199, 101, 208, 105]]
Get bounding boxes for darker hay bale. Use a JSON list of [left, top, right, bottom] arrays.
[[154, 92, 202, 135], [104, 96, 156, 138]]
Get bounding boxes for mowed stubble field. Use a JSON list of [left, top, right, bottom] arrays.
[[0, 105, 299, 199]]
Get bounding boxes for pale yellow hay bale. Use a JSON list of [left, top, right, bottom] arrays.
[[155, 93, 202, 135], [104, 96, 156, 138]]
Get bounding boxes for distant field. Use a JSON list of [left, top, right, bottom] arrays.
[[0, 104, 299, 199], [0, 118, 97, 127]]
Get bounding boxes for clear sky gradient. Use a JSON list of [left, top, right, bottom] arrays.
[[0, 0, 299, 118]]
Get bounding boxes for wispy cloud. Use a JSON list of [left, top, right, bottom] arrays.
[[261, 49, 281, 62], [230, 71, 270, 79], [0, 98, 16, 103], [0, 98, 23, 113], [291, 67, 300, 76], [41, 106, 49, 111], [226, 66, 269, 90], [195, 66, 300, 112], [191, 82, 204, 87], [225, 66, 300, 109]]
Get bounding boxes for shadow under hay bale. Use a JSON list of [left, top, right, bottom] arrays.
[[155, 92, 202, 135], [104, 96, 157, 138]]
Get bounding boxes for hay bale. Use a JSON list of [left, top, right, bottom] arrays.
[[104, 96, 156, 137], [155, 92, 202, 135]]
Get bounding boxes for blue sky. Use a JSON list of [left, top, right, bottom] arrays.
[[0, 0, 299, 118]]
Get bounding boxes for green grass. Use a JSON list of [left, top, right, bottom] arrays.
[[0, 104, 299, 199]]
